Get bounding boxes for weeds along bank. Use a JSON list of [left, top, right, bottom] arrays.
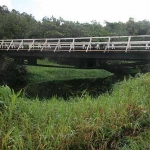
[[0, 73, 150, 149]]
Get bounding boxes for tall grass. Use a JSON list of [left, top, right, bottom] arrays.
[[0, 73, 150, 149]]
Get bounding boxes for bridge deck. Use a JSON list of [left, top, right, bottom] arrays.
[[1, 35, 150, 60]]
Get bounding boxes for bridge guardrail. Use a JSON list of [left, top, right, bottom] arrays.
[[1, 35, 150, 52]]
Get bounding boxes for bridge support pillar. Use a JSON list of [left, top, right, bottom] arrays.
[[98, 60, 107, 68], [75, 58, 86, 68], [0, 55, 6, 71], [28, 58, 37, 65], [86, 59, 98, 68], [75, 58, 99, 69], [14, 58, 25, 65]]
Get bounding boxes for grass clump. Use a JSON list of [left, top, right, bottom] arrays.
[[0, 73, 150, 149]]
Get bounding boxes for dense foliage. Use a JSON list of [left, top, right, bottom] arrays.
[[0, 5, 150, 150], [1, 5, 150, 40], [0, 73, 150, 149], [0, 62, 28, 90]]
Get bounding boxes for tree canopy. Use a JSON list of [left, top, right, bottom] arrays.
[[1, 5, 150, 39]]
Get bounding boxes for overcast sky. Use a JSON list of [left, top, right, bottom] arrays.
[[0, 0, 150, 24]]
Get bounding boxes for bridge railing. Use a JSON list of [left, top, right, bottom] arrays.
[[1, 35, 150, 52]]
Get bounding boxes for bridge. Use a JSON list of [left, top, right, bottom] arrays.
[[0, 35, 150, 67]]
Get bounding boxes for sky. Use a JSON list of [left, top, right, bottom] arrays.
[[0, 0, 150, 24]]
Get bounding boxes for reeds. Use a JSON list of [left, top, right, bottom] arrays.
[[0, 73, 150, 149]]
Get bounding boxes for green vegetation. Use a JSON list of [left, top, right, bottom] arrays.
[[0, 73, 150, 149], [1, 5, 150, 40], [27, 59, 112, 83], [0, 62, 28, 89], [25, 59, 114, 99], [1, 4, 150, 150]]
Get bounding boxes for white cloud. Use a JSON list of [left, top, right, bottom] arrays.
[[30, 0, 150, 23], [3, 0, 150, 24], [0, 0, 12, 10]]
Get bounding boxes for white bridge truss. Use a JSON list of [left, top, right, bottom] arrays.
[[1, 35, 150, 53]]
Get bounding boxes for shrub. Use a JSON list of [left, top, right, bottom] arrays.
[[0, 63, 28, 90]]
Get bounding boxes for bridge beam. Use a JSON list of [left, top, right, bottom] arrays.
[[1, 51, 150, 60]]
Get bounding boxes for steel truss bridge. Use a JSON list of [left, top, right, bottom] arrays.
[[1, 35, 150, 66]]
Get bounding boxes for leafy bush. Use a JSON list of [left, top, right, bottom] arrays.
[[0, 63, 28, 90]]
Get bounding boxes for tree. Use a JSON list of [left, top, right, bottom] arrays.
[[136, 20, 150, 35], [104, 21, 127, 36], [42, 16, 63, 38], [125, 18, 138, 35]]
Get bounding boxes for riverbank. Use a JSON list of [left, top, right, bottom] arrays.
[[1, 73, 150, 149], [27, 59, 112, 83], [26, 59, 113, 99]]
